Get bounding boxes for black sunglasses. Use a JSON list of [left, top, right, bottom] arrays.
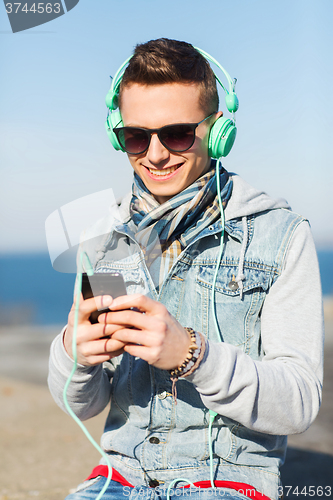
[[113, 114, 213, 155]]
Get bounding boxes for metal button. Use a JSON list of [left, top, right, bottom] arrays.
[[149, 436, 160, 444], [228, 280, 239, 291], [149, 479, 160, 488], [158, 391, 167, 400]]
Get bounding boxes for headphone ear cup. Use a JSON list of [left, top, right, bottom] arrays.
[[208, 116, 237, 158], [105, 90, 119, 111], [105, 110, 124, 151]]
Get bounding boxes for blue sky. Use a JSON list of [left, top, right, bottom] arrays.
[[0, 0, 332, 253]]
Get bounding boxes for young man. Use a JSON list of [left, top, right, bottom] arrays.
[[48, 39, 324, 500]]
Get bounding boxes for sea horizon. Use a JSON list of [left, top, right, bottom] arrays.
[[0, 249, 332, 326]]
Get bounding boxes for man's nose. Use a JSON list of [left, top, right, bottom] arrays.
[[146, 133, 170, 165]]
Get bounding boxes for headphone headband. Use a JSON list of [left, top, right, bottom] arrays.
[[194, 47, 239, 113], [105, 46, 239, 158], [105, 56, 132, 111]]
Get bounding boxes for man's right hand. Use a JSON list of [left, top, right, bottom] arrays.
[[63, 294, 127, 366]]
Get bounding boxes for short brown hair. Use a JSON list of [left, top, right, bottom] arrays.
[[118, 38, 218, 114]]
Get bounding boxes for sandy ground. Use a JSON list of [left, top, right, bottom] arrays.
[[1, 300, 333, 500]]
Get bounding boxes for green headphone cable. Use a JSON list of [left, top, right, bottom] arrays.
[[207, 159, 224, 487], [208, 409, 218, 488], [62, 252, 112, 500], [211, 158, 226, 343], [165, 160, 225, 496], [61, 160, 225, 498]]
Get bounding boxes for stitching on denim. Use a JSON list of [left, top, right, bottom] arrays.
[[247, 215, 255, 246], [202, 284, 209, 339], [197, 277, 270, 295], [158, 271, 186, 322], [109, 363, 131, 422], [275, 214, 306, 275], [225, 423, 240, 460], [244, 289, 261, 354], [191, 259, 279, 274], [127, 355, 146, 421], [201, 420, 210, 461]]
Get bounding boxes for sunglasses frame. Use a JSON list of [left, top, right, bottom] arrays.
[[113, 114, 214, 155]]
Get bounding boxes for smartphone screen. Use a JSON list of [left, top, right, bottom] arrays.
[[81, 272, 127, 324]]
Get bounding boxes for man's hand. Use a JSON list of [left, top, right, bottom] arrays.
[[63, 294, 127, 366], [98, 294, 191, 371]]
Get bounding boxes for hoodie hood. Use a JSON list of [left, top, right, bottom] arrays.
[[224, 173, 291, 221]]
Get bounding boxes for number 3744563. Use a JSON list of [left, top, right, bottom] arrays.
[[5, 3, 61, 14], [278, 486, 331, 497]]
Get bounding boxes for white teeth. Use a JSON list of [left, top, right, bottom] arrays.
[[148, 166, 179, 176]]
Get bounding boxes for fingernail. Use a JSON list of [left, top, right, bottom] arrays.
[[102, 295, 113, 305]]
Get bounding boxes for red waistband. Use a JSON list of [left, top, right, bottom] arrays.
[[86, 465, 271, 500], [86, 465, 133, 487]]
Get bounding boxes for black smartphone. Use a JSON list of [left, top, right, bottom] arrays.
[[81, 272, 127, 324]]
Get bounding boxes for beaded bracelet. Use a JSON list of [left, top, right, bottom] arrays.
[[169, 328, 206, 402], [169, 327, 199, 378]]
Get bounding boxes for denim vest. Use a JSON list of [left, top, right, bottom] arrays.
[[81, 206, 305, 500]]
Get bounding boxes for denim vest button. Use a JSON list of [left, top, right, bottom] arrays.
[[158, 391, 167, 400], [149, 436, 160, 444], [229, 280, 239, 290], [149, 479, 160, 487]]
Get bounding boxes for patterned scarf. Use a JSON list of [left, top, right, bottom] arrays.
[[130, 161, 233, 287]]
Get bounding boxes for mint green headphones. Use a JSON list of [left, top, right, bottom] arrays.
[[105, 48, 239, 158]]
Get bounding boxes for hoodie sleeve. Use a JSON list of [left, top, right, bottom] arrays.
[[186, 220, 324, 435], [48, 328, 116, 420]]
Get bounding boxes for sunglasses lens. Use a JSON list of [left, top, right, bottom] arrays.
[[160, 124, 195, 152], [118, 128, 149, 154], [115, 124, 196, 154]]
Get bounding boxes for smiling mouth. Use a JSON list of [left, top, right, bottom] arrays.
[[146, 164, 182, 176]]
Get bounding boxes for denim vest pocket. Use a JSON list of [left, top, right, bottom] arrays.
[[196, 262, 272, 355]]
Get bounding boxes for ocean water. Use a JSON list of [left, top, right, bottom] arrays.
[[0, 254, 75, 325], [0, 250, 332, 325]]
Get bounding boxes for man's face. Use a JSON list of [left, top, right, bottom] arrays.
[[120, 82, 216, 204]]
